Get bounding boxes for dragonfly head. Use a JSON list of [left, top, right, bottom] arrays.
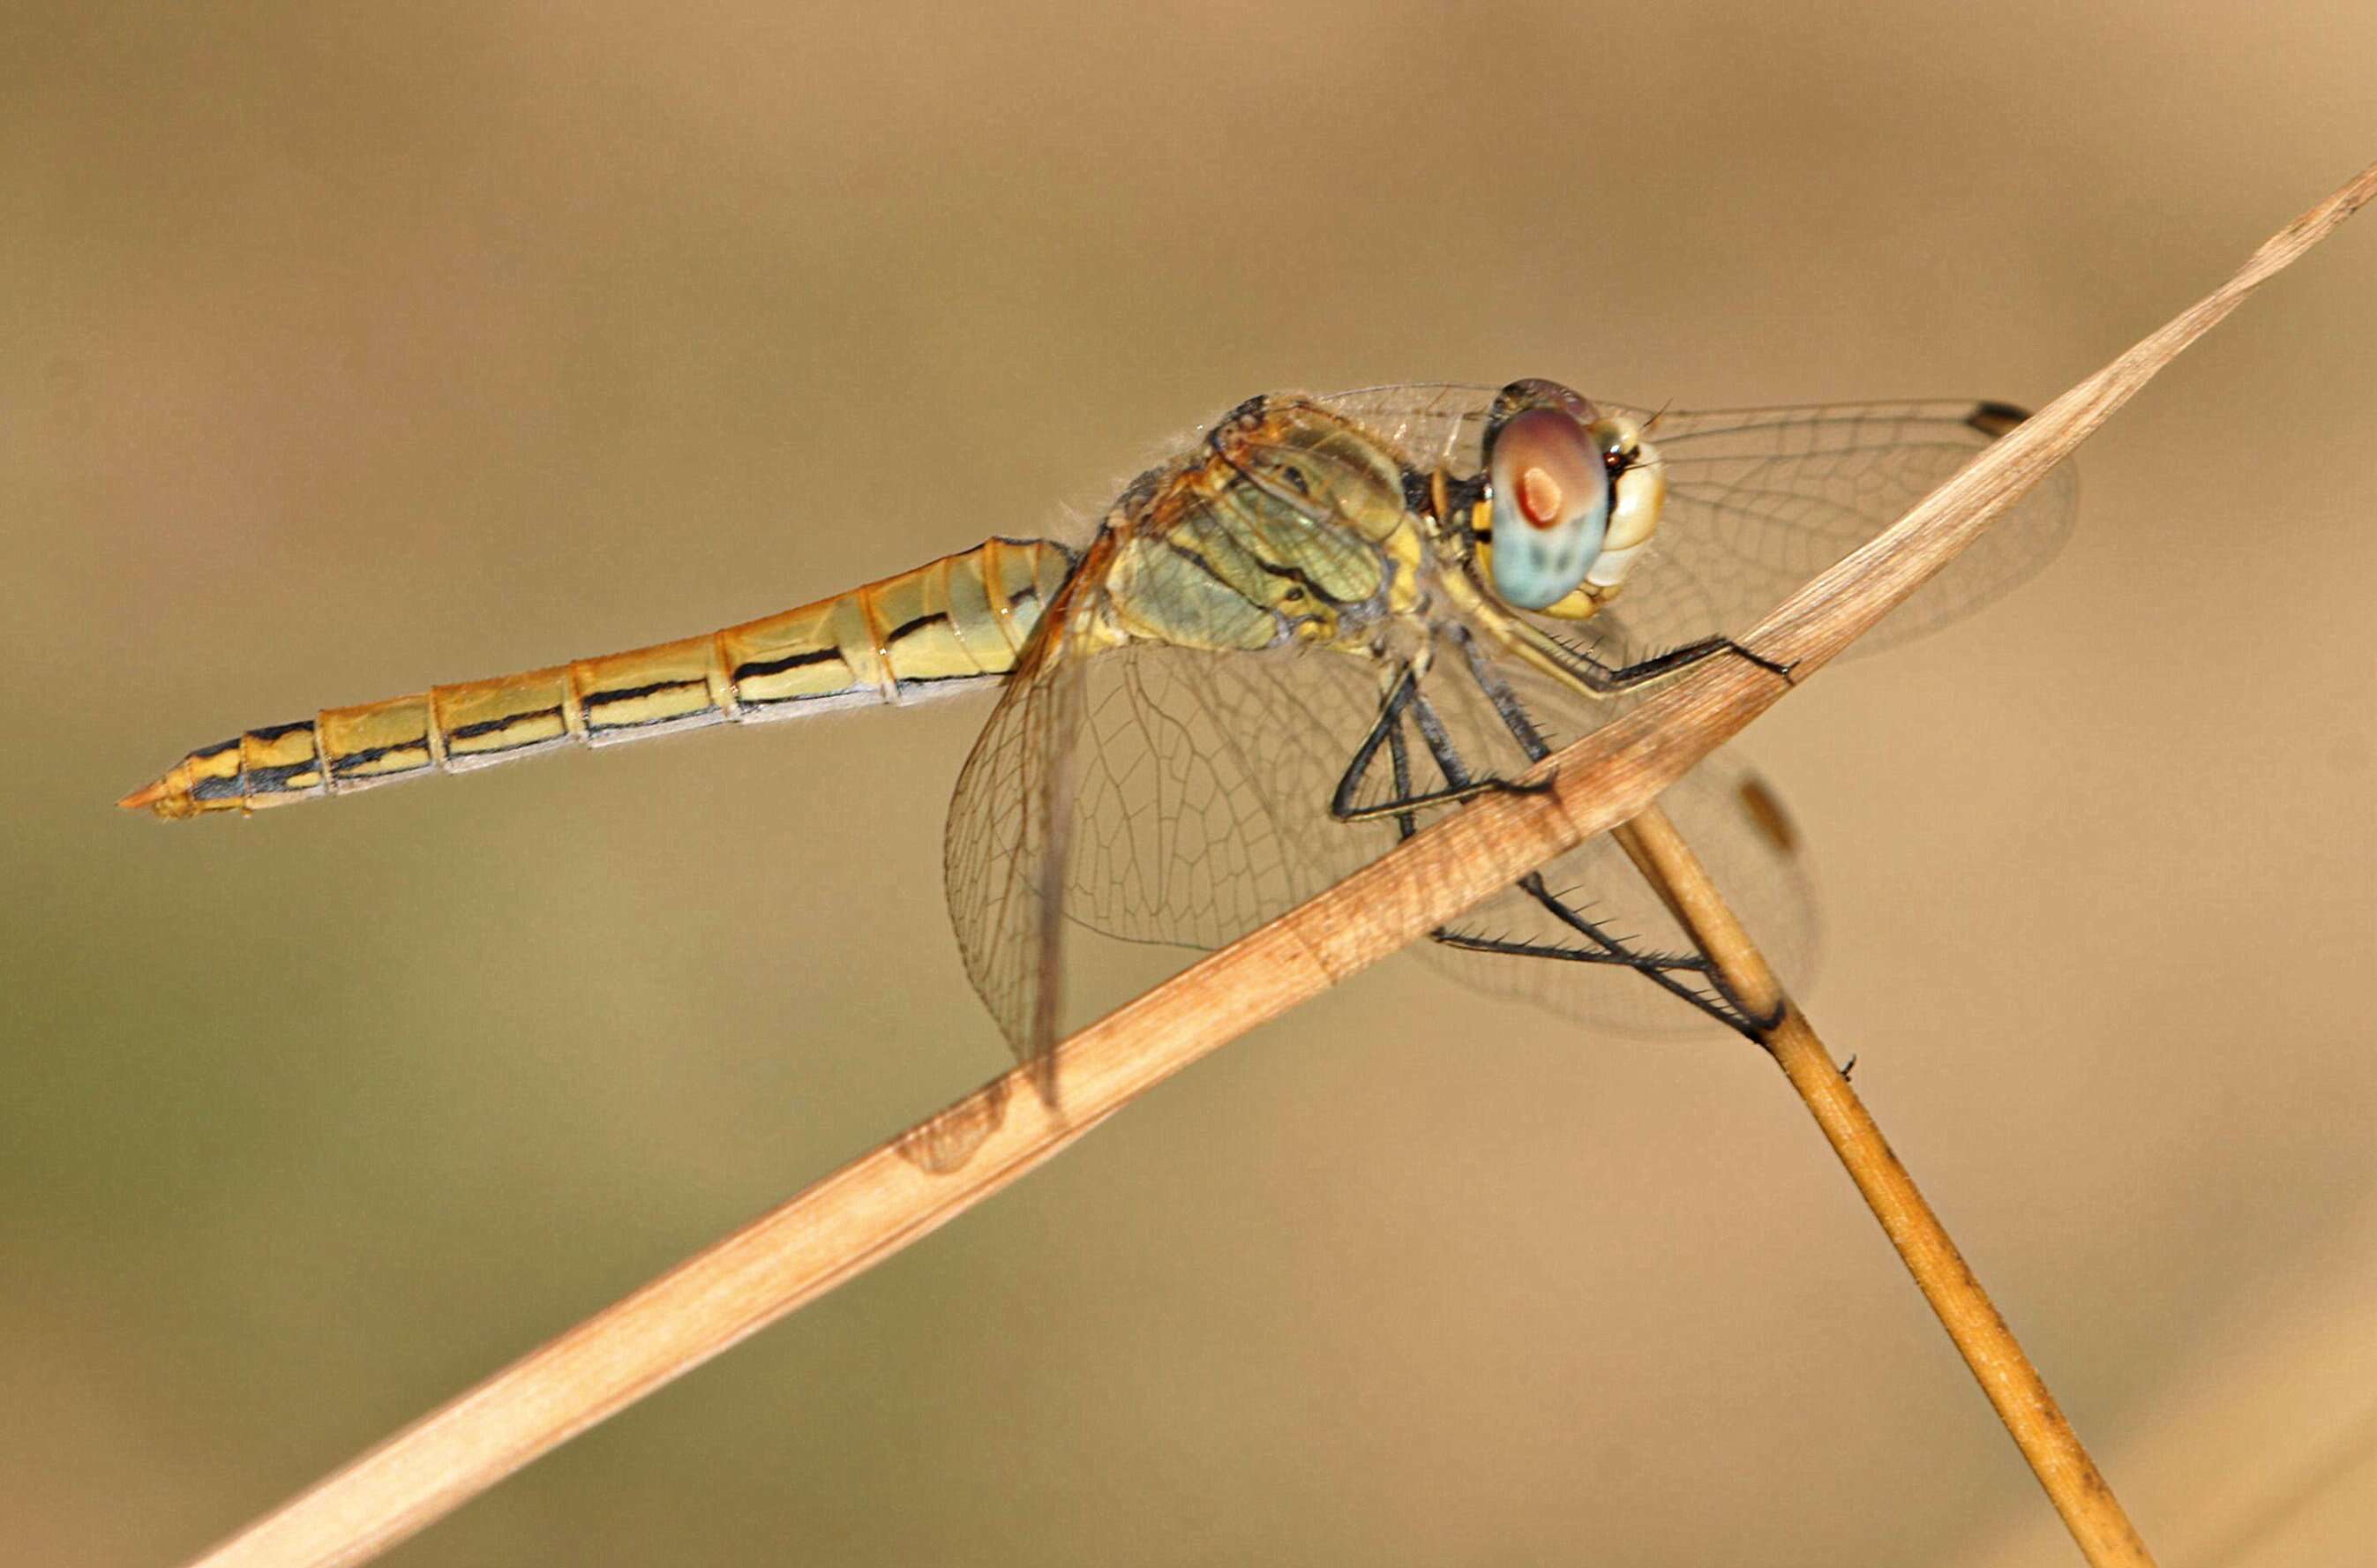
[[1473, 379, 1665, 619]]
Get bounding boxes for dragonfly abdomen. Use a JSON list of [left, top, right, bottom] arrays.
[[118, 536, 1076, 820]]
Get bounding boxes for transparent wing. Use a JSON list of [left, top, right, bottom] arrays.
[[994, 626, 1814, 1041], [1311, 382, 1497, 470], [1617, 399, 2079, 657], [941, 608, 1091, 1099], [1312, 386, 2078, 659], [940, 511, 1391, 1087], [1059, 641, 1357, 950]]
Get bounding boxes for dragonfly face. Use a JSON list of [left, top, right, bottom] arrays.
[[124, 378, 2076, 1123]]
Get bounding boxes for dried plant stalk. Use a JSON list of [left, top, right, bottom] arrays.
[[1621, 803, 2154, 1566], [176, 161, 2377, 1568]]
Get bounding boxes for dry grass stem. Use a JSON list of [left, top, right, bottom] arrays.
[[176, 160, 2377, 1568], [1620, 804, 2155, 1566]]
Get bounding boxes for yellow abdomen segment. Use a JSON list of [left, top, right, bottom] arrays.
[[119, 537, 1075, 820]]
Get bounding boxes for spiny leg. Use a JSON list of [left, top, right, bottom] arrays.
[[1432, 877, 1758, 1034], [1322, 651, 1767, 1033], [1320, 659, 1738, 1024], [1538, 629, 1796, 696], [1443, 635, 1775, 1036], [1329, 667, 1539, 824]]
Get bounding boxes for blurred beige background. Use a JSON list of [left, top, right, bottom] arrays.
[[6, 4, 2376, 1564]]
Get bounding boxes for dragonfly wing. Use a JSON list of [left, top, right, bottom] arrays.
[[1601, 399, 2080, 658], [1313, 387, 2077, 658], [942, 606, 1093, 1100], [1057, 639, 1416, 954], [942, 581, 1405, 1091], [986, 622, 1817, 1042], [1309, 383, 1496, 470]]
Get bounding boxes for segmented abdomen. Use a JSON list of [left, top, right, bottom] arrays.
[[119, 536, 1076, 820]]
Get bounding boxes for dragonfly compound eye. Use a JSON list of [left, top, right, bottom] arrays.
[[1486, 405, 1610, 609]]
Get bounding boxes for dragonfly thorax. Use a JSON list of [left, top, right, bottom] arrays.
[[1093, 396, 1423, 656]]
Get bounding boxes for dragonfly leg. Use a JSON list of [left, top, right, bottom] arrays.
[[1432, 874, 1769, 1037], [1441, 638, 1786, 1037], [1324, 652, 1776, 1037], [1329, 668, 1544, 823], [1539, 631, 1796, 695]]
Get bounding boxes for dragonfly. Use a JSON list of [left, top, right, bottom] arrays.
[[121, 379, 2074, 1130]]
